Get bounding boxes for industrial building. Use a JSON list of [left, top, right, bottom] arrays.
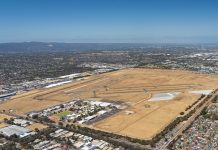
[[0, 125, 32, 138]]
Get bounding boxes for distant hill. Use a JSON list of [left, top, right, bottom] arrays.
[[0, 42, 156, 53], [0, 42, 217, 53]]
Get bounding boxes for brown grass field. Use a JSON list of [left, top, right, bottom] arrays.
[[26, 123, 48, 131], [0, 114, 13, 129], [0, 114, 14, 122], [0, 68, 217, 139], [0, 123, 8, 129]]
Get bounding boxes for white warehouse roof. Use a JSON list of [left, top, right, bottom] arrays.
[[0, 125, 31, 137]]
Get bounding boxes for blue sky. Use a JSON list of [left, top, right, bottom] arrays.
[[0, 0, 218, 43]]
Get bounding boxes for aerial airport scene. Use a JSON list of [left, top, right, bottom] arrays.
[[0, 0, 218, 150]]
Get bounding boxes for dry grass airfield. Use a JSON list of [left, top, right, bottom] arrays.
[[0, 68, 218, 139]]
